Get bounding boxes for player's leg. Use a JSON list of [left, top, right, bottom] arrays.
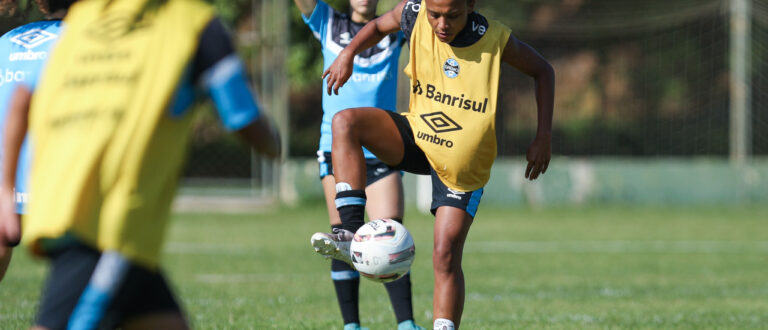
[[321, 108, 430, 327], [329, 106, 429, 240], [366, 170, 421, 329], [364, 171, 404, 221], [313, 108, 406, 265], [331, 107, 406, 188], [432, 206, 473, 329], [331, 107, 407, 243], [322, 175, 343, 227], [0, 246, 11, 283], [114, 266, 188, 330], [34, 242, 104, 330], [322, 170, 364, 328], [33, 241, 188, 329], [427, 169, 484, 330], [0, 211, 21, 283]]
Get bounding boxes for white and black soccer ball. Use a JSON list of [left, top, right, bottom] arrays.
[[350, 219, 415, 283]]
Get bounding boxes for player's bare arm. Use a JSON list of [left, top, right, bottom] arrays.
[[236, 116, 282, 159], [502, 35, 555, 180], [0, 85, 31, 246], [322, 0, 406, 95], [293, 0, 317, 17]]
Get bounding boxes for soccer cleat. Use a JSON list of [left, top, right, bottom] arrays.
[[310, 228, 354, 265], [398, 320, 425, 330], [343, 323, 369, 330]]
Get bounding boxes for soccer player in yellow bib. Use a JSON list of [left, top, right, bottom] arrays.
[[316, 0, 554, 328], [0, 0, 280, 328]]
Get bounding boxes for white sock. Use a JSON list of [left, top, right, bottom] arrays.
[[434, 318, 455, 330]]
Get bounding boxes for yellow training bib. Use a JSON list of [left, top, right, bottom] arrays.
[[24, 0, 214, 268], [403, 6, 511, 191]]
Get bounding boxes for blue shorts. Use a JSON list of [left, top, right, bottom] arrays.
[[383, 111, 484, 218], [317, 151, 401, 187], [427, 168, 484, 218]]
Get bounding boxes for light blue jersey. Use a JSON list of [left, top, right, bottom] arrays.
[[0, 20, 63, 213], [303, 1, 405, 158]]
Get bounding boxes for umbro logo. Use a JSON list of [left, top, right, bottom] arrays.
[[416, 112, 458, 148], [447, 188, 465, 200], [10, 29, 57, 49], [420, 112, 462, 133]]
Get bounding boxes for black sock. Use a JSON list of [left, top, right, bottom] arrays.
[[385, 273, 415, 323], [335, 189, 366, 234], [331, 225, 360, 325], [383, 218, 414, 323]]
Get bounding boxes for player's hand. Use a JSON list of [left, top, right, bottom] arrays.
[[322, 49, 354, 95], [0, 187, 21, 247], [525, 133, 551, 181]]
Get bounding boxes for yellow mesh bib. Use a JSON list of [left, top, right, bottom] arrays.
[[403, 7, 511, 191], [25, 0, 214, 268]]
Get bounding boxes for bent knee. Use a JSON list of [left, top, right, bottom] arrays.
[[331, 109, 363, 136]]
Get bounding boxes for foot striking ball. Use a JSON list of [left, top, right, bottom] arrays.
[[350, 219, 415, 283]]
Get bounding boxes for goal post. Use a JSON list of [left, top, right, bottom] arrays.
[[730, 0, 752, 164]]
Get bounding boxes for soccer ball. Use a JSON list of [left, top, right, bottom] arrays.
[[350, 219, 415, 283]]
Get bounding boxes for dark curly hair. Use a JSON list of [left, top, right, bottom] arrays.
[[0, 0, 18, 15], [34, 0, 77, 15], [0, 0, 77, 16]]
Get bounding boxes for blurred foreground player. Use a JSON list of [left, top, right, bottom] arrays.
[[0, 0, 280, 328]]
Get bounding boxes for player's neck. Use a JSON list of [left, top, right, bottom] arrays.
[[350, 11, 374, 24]]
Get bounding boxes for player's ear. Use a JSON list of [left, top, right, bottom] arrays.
[[467, 0, 476, 12]]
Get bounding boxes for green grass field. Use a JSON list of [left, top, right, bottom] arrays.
[[1, 203, 767, 329]]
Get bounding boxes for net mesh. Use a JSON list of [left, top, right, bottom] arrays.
[[483, 0, 756, 157]]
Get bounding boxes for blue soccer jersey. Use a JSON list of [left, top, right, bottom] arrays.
[[303, 1, 405, 158], [0, 20, 63, 213]]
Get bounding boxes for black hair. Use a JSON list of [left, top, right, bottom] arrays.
[[33, 0, 77, 15], [0, 0, 18, 15]]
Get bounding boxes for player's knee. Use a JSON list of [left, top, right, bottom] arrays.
[[331, 109, 361, 138], [432, 242, 460, 274]]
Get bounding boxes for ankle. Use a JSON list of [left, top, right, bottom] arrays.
[[335, 185, 366, 233]]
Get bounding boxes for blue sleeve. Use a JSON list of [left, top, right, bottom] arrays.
[[189, 18, 261, 131], [201, 54, 261, 131], [303, 0, 330, 42]]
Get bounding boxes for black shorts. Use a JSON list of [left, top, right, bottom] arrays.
[[383, 111, 484, 218], [36, 242, 182, 329], [317, 151, 401, 187]]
